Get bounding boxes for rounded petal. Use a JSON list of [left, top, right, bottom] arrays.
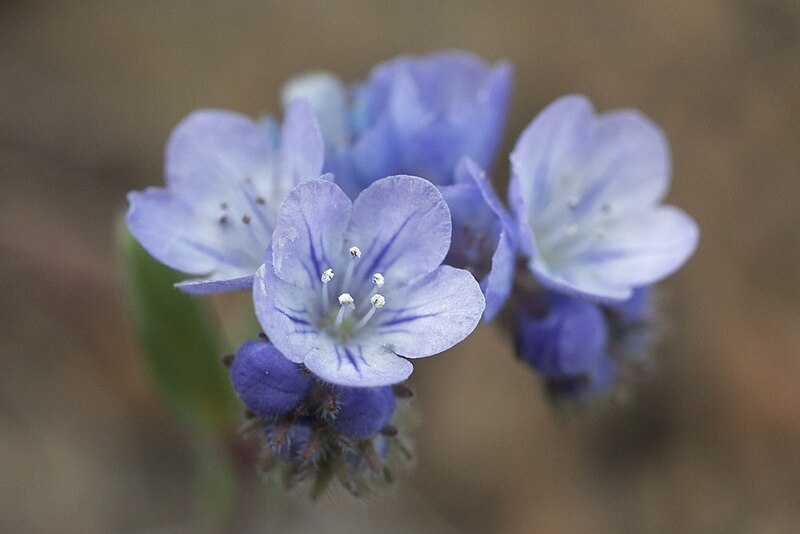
[[271, 179, 353, 287], [333, 386, 396, 439], [577, 109, 670, 215], [230, 340, 313, 416], [346, 176, 452, 284], [532, 205, 699, 301], [126, 188, 259, 276], [165, 109, 276, 204], [303, 343, 414, 388], [377, 265, 485, 358], [510, 95, 595, 227]]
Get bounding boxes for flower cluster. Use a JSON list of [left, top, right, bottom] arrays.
[[126, 50, 698, 495]]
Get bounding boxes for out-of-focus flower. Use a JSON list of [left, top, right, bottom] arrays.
[[509, 95, 699, 302], [515, 291, 614, 400], [254, 176, 485, 387], [440, 157, 516, 321], [126, 100, 324, 294], [282, 51, 513, 197]]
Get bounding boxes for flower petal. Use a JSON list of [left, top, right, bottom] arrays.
[[483, 229, 515, 321], [253, 263, 318, 364], [377, 265, 485, 358], [347, 176, 452, 284], [579, 109, 671, 214], [281, 71, 350, 149], [276, 98, 325, 199], [271, 179, 352, 287], [126, 188, 259, 276], [303, 343, 413, 388], [174, 275, 253, 295], [165, 109, 276, 205], [531, 206, 699, 301]]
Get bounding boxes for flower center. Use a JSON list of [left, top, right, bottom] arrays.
[[319, 244, 386, 340]]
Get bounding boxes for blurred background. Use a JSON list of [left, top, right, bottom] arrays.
[[2, 1, 799, 532]]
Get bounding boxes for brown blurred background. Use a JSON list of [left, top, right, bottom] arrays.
[[1, 1, 799, 532]]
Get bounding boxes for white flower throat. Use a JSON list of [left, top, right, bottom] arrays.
[[320, 245, 386, 338]]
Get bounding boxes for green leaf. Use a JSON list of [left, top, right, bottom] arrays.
[[117, 219, 238, 434]]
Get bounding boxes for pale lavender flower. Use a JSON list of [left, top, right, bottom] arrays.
[[509, 95, 699, 302], [254, 175, 485, 387], [126, 100, 324, 294]]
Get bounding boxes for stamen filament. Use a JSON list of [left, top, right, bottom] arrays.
[[353, 294, 385, 331], [341, 246, 361, 290]]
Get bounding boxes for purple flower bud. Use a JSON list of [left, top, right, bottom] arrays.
[[333, 386, 396, 439], [230, 340, 313, 416]]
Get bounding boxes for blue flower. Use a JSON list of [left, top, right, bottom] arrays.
[[515, 291, 615, 400], [282, 51, 513, 196], [126, 100, 325, 294], [254, 175, 486, 387], [508, 95, 699, 302], [440, 157, 516, 321]]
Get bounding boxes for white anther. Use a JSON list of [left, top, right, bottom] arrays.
[[370, 294, 386, 308], [566, 224, 578, 236], [372, 273, 385, 288], [349, 246, 362, 258], [321, 268, 335, 284], [338, 293, 354, 306]]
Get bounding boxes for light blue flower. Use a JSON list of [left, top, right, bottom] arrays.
[[126, 100, 324, 294], [509, 95, 699, 302], [253, 175, 485, 387], [282, 51, 513, 196]]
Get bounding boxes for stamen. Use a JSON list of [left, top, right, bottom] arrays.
[[342, 245, 361, 289], [242, 215, 251, 224], [372, 273, 385, 288], [353, 294, 385, 331], [334, 293, 354, 330], [321, 268, 334, 312], [256, 195, 266, 205]]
